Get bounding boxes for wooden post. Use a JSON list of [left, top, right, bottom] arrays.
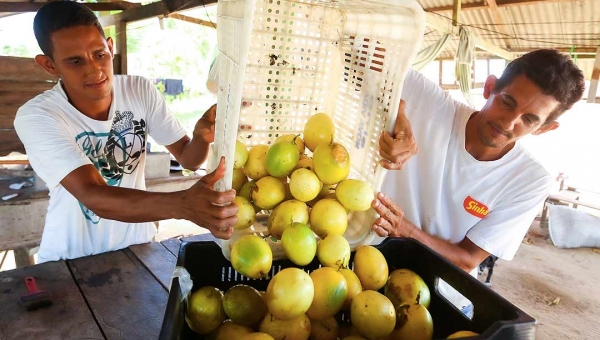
[[587, 46, 600, 104], [115, 20, 128, 74], [452, 0, 462, 27]]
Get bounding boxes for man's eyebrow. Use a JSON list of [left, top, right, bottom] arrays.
[[500, 93, 517, 106]]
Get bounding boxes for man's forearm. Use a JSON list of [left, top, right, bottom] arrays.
[[401, 220, 479, 272], [81, 185, 190, 223], [176, 136, 210, 171]]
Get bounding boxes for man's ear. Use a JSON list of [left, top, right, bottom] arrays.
[[106, 37, 115, 58], [533, 121, 559, 135], [483, 75, 497, 99], [34, 54, 60, 77]]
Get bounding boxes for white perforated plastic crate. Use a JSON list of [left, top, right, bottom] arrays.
[[209, 0, 425, 260]]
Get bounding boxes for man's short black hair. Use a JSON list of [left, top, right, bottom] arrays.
[[33, 0, 105, 58], [493, 49, 585, 124]]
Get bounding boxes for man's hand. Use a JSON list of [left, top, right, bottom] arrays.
[[183, 156, 238, 239], [379, 100, 418, 170], [370, 192, 414, 238], [193, 103, 217, 144]]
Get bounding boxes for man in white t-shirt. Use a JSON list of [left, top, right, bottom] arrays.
[[371, 50, 584, 311], [14, 1, 238, 262]]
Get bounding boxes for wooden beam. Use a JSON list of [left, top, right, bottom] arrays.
[[99, 1, 166, 27], [99, 0, 216, 27], [452, 0, 461, 26], [168, 13, 216, 29], [0, 1, 141, 12], [485, 0, 512, 49], [586, 46, 600, 104], [425, 0, 571, 12]]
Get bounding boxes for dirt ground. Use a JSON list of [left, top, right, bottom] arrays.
[[487, 221, 600, 340]]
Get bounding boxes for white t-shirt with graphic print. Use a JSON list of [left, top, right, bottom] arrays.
[[377, 69, 552, 307], [15, 75, 187, 262]]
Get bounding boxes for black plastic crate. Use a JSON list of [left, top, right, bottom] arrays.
[[159, 237, 535, 340]]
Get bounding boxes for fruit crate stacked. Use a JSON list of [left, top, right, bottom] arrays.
[[208, 0, 426, 259], [159, 238, 537, 339]]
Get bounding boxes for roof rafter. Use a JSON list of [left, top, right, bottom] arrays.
[[485, 0, 512, 49], [425, 0, 572, 12], [0, 1, 141, 12]]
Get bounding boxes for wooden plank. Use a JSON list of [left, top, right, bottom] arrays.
[[129, 242, 178, 290], [0, 81, 56, 94], [68, 249, 169, 340], [485, 0, 513, 49], [161, 238, 182, 258], [0, 57, 58, 82], [99, 0, 217, 27], [547, 195, 600, 211], [0, 113, 16, 130], [0, 1, 141, 12], [0, 93, 40, 108], [0, 261, 104, 340], [169, 13, 216, 29], [0, 130, 25, 157]]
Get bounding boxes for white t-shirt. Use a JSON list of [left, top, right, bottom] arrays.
[[379, 70, 552, 307], [15, 75, 187, 262]]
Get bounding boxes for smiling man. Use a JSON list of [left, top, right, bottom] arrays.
[[371, 49, 584, 314], [14, 1, 238, 262]]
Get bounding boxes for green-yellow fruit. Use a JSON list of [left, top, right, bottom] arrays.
[[223, 285, 268, 327], [353, 245, 388, 290], [259, 313, 311, 340], [281, 222, 317, 266], [316, 234, 350, 269], [252, 176, 286, 210], [309, 316, 338, 340], [303, 113, 335, 152], [244, 144, 269, 180], [447, 330, 480, 339], [339, 268, 362, 311], [335, 179, 374, 212], [208, 320, 254, 340], [389, 303, 433, 340], [350, 290, 396, 339], [313, 142, 350, 185], [385, 269, 431, 309], [307, 267, 348, 320], [185, 286, 227, 334], [265, 268, 314, 320], [266, 141, 299, 177], [235, 140, 249, 169], [289, 168, 322, 202], [295, 155, 313, 170], [275, 134, 305, 155], [233, 196, 256, 230], [231, 235, 272, 279], [309, 198, 348, 238], [242, 332, 275, 340], [267, 200, 309, 239], [232, 168, 249, 193]]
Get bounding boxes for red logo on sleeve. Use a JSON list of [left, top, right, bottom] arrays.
[[463, 196, 489, 218]]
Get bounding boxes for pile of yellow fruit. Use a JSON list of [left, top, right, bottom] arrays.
[[186, 243, 479, 339], [229, 113, 374, 272]]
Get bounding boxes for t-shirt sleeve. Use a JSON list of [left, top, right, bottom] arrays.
[[14, 108, 91, 189], [401, 68, 457, 122], [139, 78, 187, 146], [466, 174, 553, 260]]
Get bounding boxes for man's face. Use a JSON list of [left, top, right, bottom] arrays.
[[478, 74, 560, 149], [46, 25, 114, 103]]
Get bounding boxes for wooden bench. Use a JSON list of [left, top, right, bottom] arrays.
[[541, 186, 600, 227]]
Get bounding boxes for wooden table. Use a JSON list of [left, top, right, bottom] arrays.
[[0, 233, 217, 340], [0, 173, 202, 268]]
